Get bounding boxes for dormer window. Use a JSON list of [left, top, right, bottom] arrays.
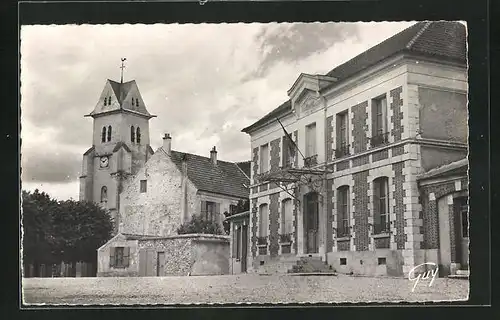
[[131, 126, 135, 143], [131, 98, 135, 107], [136, 98, 139, 107], [108, 97, 111, 105], [104, 97, 107, 106]]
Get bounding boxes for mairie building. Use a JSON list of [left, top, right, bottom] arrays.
[[241, 21, 468, 277]]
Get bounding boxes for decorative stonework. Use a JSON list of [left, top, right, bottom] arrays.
[[353, 170, 369, 251], [326, 115, 334, 162], [352, 101, 369, 154], [392, 162, 406, 249], [251, 199, 258, 258], [336, 160, 350, 172], [252, 147, 259, 182], [372, 149, 389, 162], [269, 193, 280, 257], [392, 145, 405, 157], [352, 155, 370, 167], [390, 86, 404, 142]]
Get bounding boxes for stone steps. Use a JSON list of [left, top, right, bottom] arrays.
[[287, 256, 334, 274], [448, 269, 469, 279]]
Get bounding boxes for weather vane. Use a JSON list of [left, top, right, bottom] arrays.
[[120, 58, 127, 83]]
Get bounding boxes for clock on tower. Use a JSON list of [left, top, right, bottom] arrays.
[[100, 156, 109, 168]]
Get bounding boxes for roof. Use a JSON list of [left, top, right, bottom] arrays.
[[242, 21, 466, 133], [167, 149, 250, 199], [83, 146, 95, 156], [418, 158, 468, 181], [112, 141, 132, 153], [88, 79, 155, 118], [225, 210, 250, 221], [235, 161, 251, 179]]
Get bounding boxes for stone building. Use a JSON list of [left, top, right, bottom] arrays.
[[241, 21, 468, 277], [80, 78, 251, 276]]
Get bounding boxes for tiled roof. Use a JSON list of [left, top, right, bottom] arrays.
[[242, 21, 466, 133], [166, 149, 250, 199], [418, 158, 468, 181], [235, 161, 251, 179]]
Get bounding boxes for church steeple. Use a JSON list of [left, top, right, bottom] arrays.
[[120, 58, 126, 84]]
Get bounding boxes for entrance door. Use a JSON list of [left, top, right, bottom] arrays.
[[157, 252, 165, 276], [241, 224, 248, 273], [139, 249, 154, 277], [305, 192, 319, 254]]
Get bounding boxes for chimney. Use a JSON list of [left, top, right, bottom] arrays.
[[163, 133, 172, 155], [210, 146, 217, 165]]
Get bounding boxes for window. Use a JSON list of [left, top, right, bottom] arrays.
[[201, 201, 219, 222], [229, 204, 238, 215], [136, 127, 141, 144], [378, 257, 387, 265], [281, 199, 293, 236], [108, 97, 111, 105], [236, 226, 242, 260], [336, 112, 349, 158], [131, 126, 135, 143], [136, 98, 139, 107], [101, 127, 106, 143], [259, 204, 269, 238], [109, 247, 130, 268], [140, 180, 147, 193], [337, 186, 350, 237], [282, 134, 295, 168], [107, 125, 112, 142], [373, 177, 390, 234], [131, 98, 135, 106], [260, 144, 269, 173], [371, 96, 388, 147], [104, 97, 107, 106], [305, 122, 317, 158], [340, 258, 347, 265], [100, 186, 108, 203]]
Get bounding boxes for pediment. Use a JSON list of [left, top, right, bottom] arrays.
[[287, 73, 336, 118]]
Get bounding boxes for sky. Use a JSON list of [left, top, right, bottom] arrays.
[[20, 21, 416, 201]]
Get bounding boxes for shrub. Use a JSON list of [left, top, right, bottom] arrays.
[[177, 215, 224, 235]]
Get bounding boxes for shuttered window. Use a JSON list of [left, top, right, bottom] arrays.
[[201, 200, 219, 222], [109, 247, 130, 268], [259, 204, 269, 237], [260, 144, 269, 173], [281, 199, 293, 235], [305, 122, 317, 157]]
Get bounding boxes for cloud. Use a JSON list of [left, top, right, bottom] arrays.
[[20, 22, 414, 200]]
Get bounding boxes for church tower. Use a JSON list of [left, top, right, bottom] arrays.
[[79, 65, 156, 233]]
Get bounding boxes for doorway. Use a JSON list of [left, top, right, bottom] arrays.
[[157, 252, 165, 276], [139, 249, 154, 277], [241, 224, 248, 273], [455, 196, 469, 268], [304, 192, 319, 254]]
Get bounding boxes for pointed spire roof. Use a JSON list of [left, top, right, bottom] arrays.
[[86, 79, 156, 119]]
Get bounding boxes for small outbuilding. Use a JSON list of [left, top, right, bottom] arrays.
[[226, 211, 250, 274]]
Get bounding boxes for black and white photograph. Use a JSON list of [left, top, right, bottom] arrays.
[[20, 19, 470, 305]]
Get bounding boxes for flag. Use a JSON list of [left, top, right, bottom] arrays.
[[277, 118, 297, 168]]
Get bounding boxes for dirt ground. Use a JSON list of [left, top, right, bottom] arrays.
[[22, 274, 469, 305]]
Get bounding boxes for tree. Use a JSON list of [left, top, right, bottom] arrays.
[[52, 200, 114, 269], [21, 189, 59, 276], [177, 215, 224, 235]]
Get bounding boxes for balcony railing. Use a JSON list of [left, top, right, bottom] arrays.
[[304, 154, 318, 168], [337, 220, 350, 237], [370, 132, 389, 148], [279, 233, 293, 243], [335, 144, 350, 158], [373, 222, 391, 234]]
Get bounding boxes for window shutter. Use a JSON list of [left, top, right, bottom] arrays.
[[381, 97, 388, 133], [123, 247, 130, 268], [109, 247, 115, 268], [373, 181, 380, 222], [201, 200, 207, 219], [371, 101, 378, 137]]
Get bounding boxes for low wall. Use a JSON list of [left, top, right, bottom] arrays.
[[327, 250, 405, 277], [190, 236, 230, 276]]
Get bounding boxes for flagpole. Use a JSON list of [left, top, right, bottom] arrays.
[[276, 117, 306, 161]]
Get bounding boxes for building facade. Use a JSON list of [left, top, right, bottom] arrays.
[[242, 21, 468, 277]]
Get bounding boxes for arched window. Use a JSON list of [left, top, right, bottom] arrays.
[[131, 126, 135, 143], [131, 98, 135, 107], [136, 127, 141, 143], [108, 97, 111, 105], [100, 186, 108, 203], [337, 186, 350, 237], [136, 98, 139, 107], [373, 177, 389, 234], [104, 97, 107, 106], [107, 126, 112, 142], [101, 127, 106, 143]]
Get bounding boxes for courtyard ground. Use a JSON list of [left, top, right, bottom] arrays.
[[22, 274, 469, 305]]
